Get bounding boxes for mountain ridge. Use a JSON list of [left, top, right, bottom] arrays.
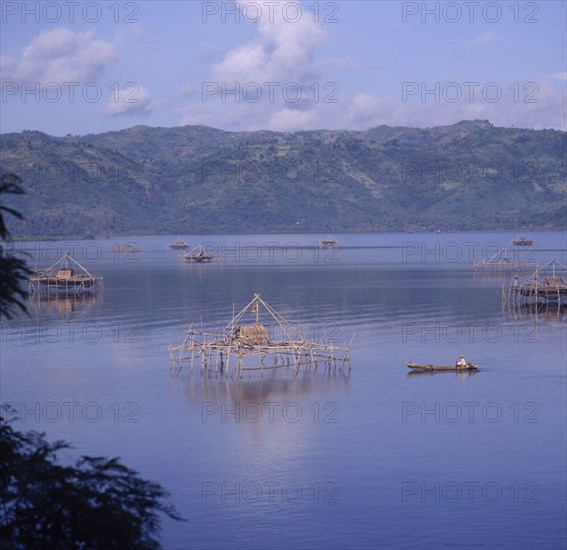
[[1, 120, 565, 237]]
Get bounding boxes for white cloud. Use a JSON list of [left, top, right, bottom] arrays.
[[179, 1, 351, 131], [268, 108, 318, 131], [211, 0, 327, 84], [178, 4, 565, 133], [2, 28, 161, 120], [181, 73, 566, 132], [470, 31, 499, 48], [104, 84, 156, 117], [1, 28, 116, 84], [337, 77, 567, 131], [550, 72, 567, 81]]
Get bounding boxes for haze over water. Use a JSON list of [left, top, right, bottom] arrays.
[[2, 231, 566, 550]]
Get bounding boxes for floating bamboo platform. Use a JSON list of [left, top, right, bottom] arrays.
[[512, 235, 535, 247], [168, 293, 352, 377], [502, 258, 567, 305], [110, 241, 142, 253], [319, 236, 339, 249], [183, 244, 216, 262], [473, 245, 538, 272], [169, 238, 191, 249], [29, 253, 103, 295]]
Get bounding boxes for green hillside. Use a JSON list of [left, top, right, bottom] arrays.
[[1, 120, 565, 237]]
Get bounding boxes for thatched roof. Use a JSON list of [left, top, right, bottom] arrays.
[[233, 323, 269, 345]]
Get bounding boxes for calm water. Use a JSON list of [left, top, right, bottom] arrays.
[[2, 231, 566, 550]]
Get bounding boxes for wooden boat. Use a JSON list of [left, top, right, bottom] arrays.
[[406, 361, 478, 372]]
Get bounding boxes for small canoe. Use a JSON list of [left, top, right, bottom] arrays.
[[406, 361, 478, 372]]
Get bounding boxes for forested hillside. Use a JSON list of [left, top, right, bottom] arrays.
[[1, 120, 565, 237]]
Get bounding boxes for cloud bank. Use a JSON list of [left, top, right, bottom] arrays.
[[178, 4, 565, 132], [1, 28, 116, 84]]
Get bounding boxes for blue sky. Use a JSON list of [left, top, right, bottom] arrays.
[[1, 1, 565, 135]]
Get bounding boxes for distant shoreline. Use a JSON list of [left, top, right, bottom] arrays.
[[7, 228, 563, 242]]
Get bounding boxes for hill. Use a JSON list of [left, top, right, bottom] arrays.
[[1, 120, 565, 237]]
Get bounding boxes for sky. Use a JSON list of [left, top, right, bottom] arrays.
[[1, 0, 566, 136]]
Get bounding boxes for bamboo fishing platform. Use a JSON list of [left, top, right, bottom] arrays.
[[183, 244, 216, 262], [169, 238, 191, 249], [168, 293, 352, 377], [473, 245, 538, 272], [503, 258, 567, 305], [29, 253, 103, 295], [110, 241, 141, 253], [512, 235, 535, 247], [319, 236, 339, 249]]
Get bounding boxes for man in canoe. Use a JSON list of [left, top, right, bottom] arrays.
[[456, 354, 467, 368]]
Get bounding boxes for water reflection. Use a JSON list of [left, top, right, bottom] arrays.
[[169, 367, 350, 403], [504, 301, 567, 324], [27, 291, 100, 320], [406, 369, 479, 379], [5, 232, 566, 550]]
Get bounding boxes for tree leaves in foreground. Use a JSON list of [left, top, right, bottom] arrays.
[[0, 414, 185, 549], [0, 173, 30, 319], [0, 178, 184, 547]]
